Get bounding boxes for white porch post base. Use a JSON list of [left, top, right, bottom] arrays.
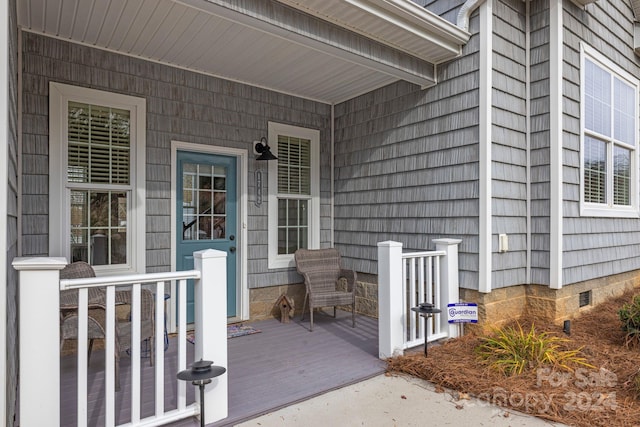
[[193, 249, 228, 424], [12, 257, 67, 427], [377, 241, 404, 359]]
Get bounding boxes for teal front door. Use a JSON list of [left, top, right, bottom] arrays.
[[176, 151, 237, 322]]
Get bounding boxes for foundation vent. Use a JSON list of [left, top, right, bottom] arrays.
[[579, 291, 591, 308]]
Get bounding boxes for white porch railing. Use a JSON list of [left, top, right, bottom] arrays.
[[13, 249, 228, 427], [378, 239, 462, 359]]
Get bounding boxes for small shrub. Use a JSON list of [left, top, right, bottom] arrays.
[[618, 294, 640, 348], [475, 322, 593, 376]]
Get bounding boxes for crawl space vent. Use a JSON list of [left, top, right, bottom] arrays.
[[579, 291, 591, 308]]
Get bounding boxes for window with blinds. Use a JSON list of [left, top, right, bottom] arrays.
[[277, 135, 311, 255], [67, 102, 131, 184], [67, 101, 132, 266], [582, 47, 638, 215]]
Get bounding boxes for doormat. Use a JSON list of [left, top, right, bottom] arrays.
[[187, 324, 261, 344]]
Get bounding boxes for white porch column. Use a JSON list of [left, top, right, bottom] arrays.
[[12, 257, 67, 427], [434, 239, 462, 339], [377, 241, 404, 359], [193, 249, 228, 424]]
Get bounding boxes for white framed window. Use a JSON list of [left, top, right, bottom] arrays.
[[267, 122, 320, 269], [49, 83, 146, 275], [580, 44, 639, 217]]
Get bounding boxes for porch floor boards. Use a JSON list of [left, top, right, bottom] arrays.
[[60, 311, 384, 426]]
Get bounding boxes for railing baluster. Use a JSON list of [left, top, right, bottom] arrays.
[[408, 258, 416, 342], [77, 288, 88, 427], [177, 278, 188, 410], [155, 281, 165, 417], [105, 286, 116, 427], [414, 257, 426, 338], [426, 257, 433, 340], [401, 257, 407, 343], [131, 284, 141, 423], [433, 256, 442, 340]]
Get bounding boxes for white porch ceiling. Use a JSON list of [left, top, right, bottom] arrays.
[[17, 0, 470, 104]]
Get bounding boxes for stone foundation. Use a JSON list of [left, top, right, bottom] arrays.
[[248, 273, 380, 321], [249, 284, 307, 321], [249, 269, 640, 326], [461, 269, 640, 328]]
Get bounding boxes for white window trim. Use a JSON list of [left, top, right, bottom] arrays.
[[579, 43, 640, 218], [267, 122, 320, 269], [49, 82, 146, 275]]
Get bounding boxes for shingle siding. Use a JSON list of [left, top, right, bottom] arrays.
[[529, 0, 551, 285], [561, 0, 640, 286], [21, 32, 331, 288], [333, 7, 481, 289], [417, 0, 467, 25], [490, 0, 528, 289]]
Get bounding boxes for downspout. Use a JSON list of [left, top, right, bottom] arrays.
[[457, 0, 488, 31]]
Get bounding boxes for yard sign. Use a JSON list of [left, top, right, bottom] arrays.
[[447, 303, 478, 323]]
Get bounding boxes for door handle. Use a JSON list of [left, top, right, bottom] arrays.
[[229, 246, 236, 253]]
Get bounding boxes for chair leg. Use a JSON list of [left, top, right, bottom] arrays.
[[352, 303, 356, 328], [310, 304, 314, 332], [333, 307, 336, 318], [149, 336, 154, 367], [88, 339, 94, 364], [115, 354, 120, 392], [301, 292, 309, 321]]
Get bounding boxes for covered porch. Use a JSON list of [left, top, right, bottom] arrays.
[[15, 239, 460, 426], [61, 313, 382, 427]]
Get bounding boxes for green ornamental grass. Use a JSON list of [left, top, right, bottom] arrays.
[[475, 322, 593, 376], [618, 294, 640, 348]]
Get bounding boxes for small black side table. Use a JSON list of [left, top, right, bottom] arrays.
[[410, 303, 442, 357], [177, 359, 226, 427]]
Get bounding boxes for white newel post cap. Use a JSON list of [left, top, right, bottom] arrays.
[[12, 256, 67, 270]]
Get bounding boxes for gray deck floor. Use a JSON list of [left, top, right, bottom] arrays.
[[60, 311, 384, 426]]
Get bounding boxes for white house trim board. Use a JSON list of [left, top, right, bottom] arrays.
[[267, 122, 321, 269], [48, 83, 146, 276], [478, 0, 492, 294], [169, 141, 249, 328], [549, 0, 563, 289], [0, 2, 9, 421]]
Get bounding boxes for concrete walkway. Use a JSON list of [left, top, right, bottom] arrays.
[[235, 374, 565, 427]]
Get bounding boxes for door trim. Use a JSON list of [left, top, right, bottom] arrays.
[[169, 141, 249, 330]]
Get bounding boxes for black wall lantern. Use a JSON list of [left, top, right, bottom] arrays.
[[255, 137, 278, 161]]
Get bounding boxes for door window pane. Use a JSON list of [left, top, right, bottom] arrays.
[[182, 162, 226, 241]]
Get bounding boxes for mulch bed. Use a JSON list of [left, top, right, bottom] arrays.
[[387, 289, 640, 427]]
